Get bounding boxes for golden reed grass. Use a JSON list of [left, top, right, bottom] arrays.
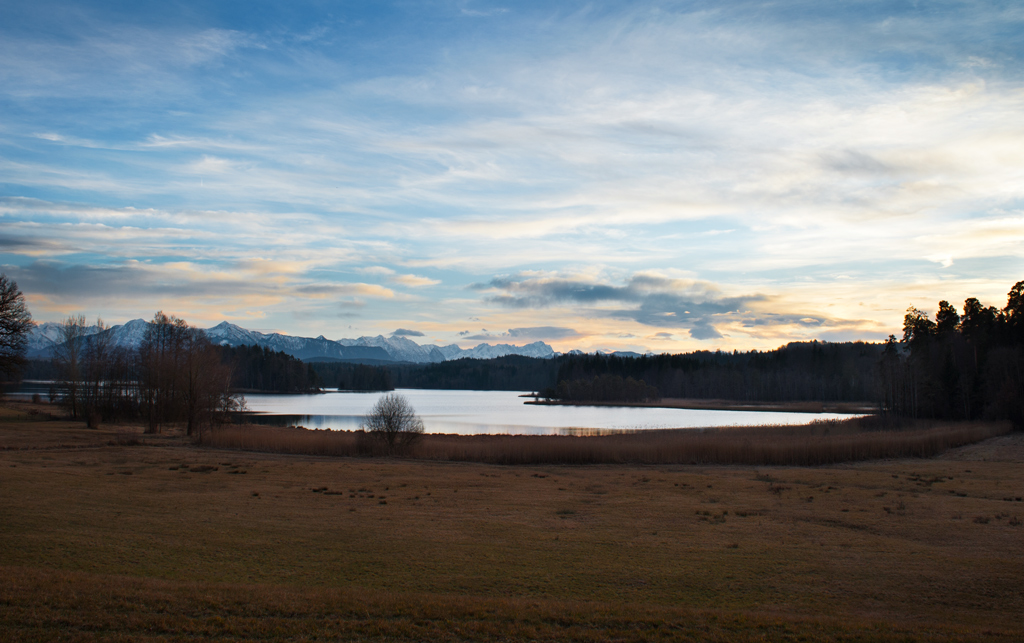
[[202, 418, 1012, 466]]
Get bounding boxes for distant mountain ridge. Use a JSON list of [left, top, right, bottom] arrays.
[[26, 320, 558, 364]]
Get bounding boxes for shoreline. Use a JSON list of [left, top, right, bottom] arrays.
[[522, 397, 878, 415]]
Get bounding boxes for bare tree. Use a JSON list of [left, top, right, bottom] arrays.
[[53, 315, 87, 419], [0, 274, 34, 378], [139, 311, 237, 437], [139, 312, 188, 434], [181, 326, 234, 439], [361, 392, 424, 453], [81, 318, 112, 427]]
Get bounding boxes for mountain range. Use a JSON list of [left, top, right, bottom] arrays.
[[25, 320, 558, 364]]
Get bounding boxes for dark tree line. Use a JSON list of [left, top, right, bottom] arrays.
[[308, 362, 394, 391], [548, 343, 883, 403], [551, 374, 660, 403], [315, 345, 885, 403], [22, 343, 320, 396], [221, 344, 322, 393], [881, 281, 1024, 424]]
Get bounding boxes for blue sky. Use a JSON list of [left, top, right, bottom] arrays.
[[2, 0, 1023, 352]]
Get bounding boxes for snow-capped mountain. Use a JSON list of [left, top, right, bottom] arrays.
[[25, 321, 104, 358], [204, 323, 391, 362], [596, 350, 644, 358], [340, 335, 447, 363], [436, 344, 469, 360], [25, 321, 83, 356], [457, 341, 556, 360], [26, 320, 558, 364], [105, 319, 151, 349], [337, 334, 556, 362], [26, 319, 172, 359]]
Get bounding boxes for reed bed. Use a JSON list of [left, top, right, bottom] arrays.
[[202, 418, 1012, 466]]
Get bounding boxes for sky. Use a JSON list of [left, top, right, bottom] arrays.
[[1, 0, 1023, 353]]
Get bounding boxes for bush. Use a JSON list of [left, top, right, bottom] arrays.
[[361, 393, 424, 454]]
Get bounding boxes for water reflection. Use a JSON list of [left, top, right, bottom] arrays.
[[241, 389, 861, 436], [3, 384, 863, 435]]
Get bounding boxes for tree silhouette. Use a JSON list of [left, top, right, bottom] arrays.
[[936, 300, 960, 335], [0, 274, 34, 378], [53, 315, 88, 419], [1004, 280, 1024, 342], [139, 312, 235, 435], [361, 392, 424, 454]]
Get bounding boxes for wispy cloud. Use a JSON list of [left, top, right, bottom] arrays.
[[390, 274, 441, 287], [463, 326, 580, 342]]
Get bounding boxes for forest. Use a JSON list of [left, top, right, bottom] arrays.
[[320, 343, 883, 402], [544, 341, 883, 403], [552, 373, 661, 403], [882, 286, 1024, 424], [309, 362, 394, 391], [220, 344, 322, 393]]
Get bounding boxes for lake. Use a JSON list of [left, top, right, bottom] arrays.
[[241, 389, 861, 435], [3, 383, 862, 435]]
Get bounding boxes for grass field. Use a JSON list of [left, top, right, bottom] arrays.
[[2, 401, 1023, 641]]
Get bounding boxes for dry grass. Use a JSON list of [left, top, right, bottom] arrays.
[[2, 401, 1023, 641], [3, 566, 1011, 643], [202, 418, 1012, 466]]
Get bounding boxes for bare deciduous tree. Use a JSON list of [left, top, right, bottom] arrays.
[[53, 314, 87, 419], [0, 274, 34, 378], [139, 312, 188, 434], [181, 326, 235, 439], [361, 392, 424, 453], [139, 311, 237, 436]]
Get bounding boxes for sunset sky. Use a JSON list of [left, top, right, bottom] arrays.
[[2, 0, 1022, 353]]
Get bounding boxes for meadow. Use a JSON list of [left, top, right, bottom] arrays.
[[2, 400, 1023, 641]]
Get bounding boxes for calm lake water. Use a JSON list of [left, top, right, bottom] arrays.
[[242, 389, 860, 435], [3, 383, 862, 435]]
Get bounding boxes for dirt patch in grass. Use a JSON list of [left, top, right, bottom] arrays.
[[937, 430, 1024, 462]]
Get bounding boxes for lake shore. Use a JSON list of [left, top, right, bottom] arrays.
[[523, 396, 879, 414]]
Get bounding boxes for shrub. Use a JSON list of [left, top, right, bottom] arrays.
[[361, 393, 424, 454]]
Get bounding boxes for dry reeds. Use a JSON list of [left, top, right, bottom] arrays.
[[202, 425, 364, 456], [202, 418, 1012, 466]]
